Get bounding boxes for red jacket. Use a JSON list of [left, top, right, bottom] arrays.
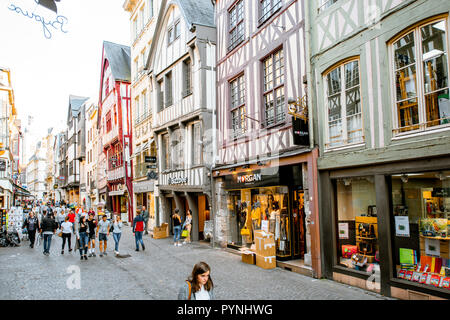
[[68, 213, 76, 223], [133, 215, 144, 232]]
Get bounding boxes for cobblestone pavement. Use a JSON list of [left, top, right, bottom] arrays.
[[0, 225, 390, 300]]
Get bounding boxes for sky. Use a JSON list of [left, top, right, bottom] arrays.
[[0, 0, 131, 161]]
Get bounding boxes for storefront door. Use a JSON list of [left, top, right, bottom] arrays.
[[291, 188, 306, 260]]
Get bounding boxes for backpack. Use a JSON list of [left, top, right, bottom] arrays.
[[186, 281, 192, 300]]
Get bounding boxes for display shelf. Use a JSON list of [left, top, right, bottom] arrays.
[[356, 236, 377, 240], [420, 235, 450, 241]]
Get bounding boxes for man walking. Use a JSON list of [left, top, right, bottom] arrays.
[[39, 210, 57, 256], [87, 213, 97, 257], [142, 206, 149, 235], [133, 211, 145, 252], [96, 214, 110, 257], [23, 211, 40, 248]]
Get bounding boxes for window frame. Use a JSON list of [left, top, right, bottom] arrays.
[[228, 0, 245, 52], [389, 16, 450, 136], [258, 0, 283, 25], [182, 58, 193, 98], [229, 73, 246, 138], [323, 57, 365, 150], [261, 47, 286, 128]]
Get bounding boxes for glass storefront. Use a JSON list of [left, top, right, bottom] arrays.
[[391, 171, 450, 290], [226, 185, 306, 260], [335, 177, 379, 274]]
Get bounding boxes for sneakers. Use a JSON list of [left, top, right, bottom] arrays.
[[103, 252, 107, 256], [84, 255, 88, 260], [174, 243, 177, 246], [69, 248, 72, 252], [61, 250, 64, 255], [80, 256, 83, 260], [142, 244, 145, 251], [100, 253, 103, 257], [88, 253, 93, 257], [135, 249, 139, 252], [93, 253, 96, 257]]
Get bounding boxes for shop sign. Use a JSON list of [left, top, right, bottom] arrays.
[[292, 117, 309, 146], [237, 172, 262, 184], [0, 160, 6, 171], [147, 171, 158, 180], [432, 188, 450, 197], [145, 156, 157, 163], [53, 184, 58, 190], [168, 177, 188, 185]]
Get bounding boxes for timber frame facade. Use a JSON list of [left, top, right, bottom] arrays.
[[309, 0, 450, 299], [213, 0, 321, 278]]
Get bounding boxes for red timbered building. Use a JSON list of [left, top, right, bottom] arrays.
[[98, 41, 134, 222]]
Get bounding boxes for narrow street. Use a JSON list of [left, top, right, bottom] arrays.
[[0, 226, 388, 300]]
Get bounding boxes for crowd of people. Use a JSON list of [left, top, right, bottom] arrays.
[[18, 201, 211, 300], [20, 201, 134, 259]]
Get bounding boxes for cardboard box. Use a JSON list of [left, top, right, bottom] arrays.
[[255, 237, 276, 256], [241, 251, 256, 265], [255, 254, 276, 270], [254, 230, 274, 240], [153, 223, 169, 239]]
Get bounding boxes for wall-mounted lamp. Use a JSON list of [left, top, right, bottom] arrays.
[[401, 174, 409, 183]]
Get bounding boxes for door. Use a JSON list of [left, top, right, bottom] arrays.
[[291, 189, 306, 259]]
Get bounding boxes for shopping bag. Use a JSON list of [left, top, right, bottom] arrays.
[[240, 227, 250, 236], [181, 229, 189, 238]]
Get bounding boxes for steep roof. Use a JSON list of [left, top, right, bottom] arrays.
[[68, 95, 89, 118], [103, 41, 131, 83], [176, 0, 215, 29]]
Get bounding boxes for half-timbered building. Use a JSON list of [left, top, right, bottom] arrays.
[[311, 0, 450, 299], [213, 0, 321, 278], [98, 41, 134, 222], [146, 0, 216, 241]]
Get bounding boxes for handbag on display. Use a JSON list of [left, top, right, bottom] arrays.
[[358, 242, 374, 255], [359, 223, 375, 238], [240, 227, 250, 236]]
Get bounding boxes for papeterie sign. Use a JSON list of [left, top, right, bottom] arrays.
[[8, 0, 68, 39]]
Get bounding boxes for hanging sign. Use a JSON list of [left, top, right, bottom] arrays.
[[292, 117, 309, 146], [7, 0, 68, 39]]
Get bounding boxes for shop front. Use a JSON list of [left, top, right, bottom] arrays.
[[108, 185, 128, 221], [320, 156, 450, 299], [221, 165, 308, 262], [134, 180, 156, 231]]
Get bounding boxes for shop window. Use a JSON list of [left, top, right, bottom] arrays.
[[226, 187, 291, 257], [335, 177, 379, 274], [391, 171, 450, 290], [390, 18, 450, 134], [324, 59, 364, 149]]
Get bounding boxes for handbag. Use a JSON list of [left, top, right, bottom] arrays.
[[58, 231, 62, 237], [181, 229, 189, 238], [240, 227, 250, 236]]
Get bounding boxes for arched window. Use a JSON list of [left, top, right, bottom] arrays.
[[390, 16, 450, 134], [323, 58, 364, 148]]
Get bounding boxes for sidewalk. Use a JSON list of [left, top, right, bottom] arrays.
[[0, 225, 391, 300]]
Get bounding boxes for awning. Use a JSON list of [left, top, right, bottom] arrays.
[[109, 190, 125, 196], [13, 183, 32, 197], [131, 139, 154, 158]]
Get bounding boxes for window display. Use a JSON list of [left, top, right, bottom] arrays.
[[335, 177, 379, 274], [226, 186, 292, 257], [391, 171, 450, 290]]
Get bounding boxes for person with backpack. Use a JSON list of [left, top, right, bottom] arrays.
[[132, 211, 145, 252], [178, 262, 215, 300], [39, 210, 57, 256], [112, 214, 123, 255], [23, 211, 40, 248]]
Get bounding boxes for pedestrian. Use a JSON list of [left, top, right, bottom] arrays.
[[178, 262, 215, 300], [23, 210, 40, 248], [67, 210, 76, 232], [57, 208, 65, 228], [132, 210, 145, 252], [172, 209, 182, 246], [39, 210, 57, 256], [142, 206, 149, 235], [87, 213, 97, 257], [112, 214, 123, 255], [182, 209, 193, 244], [96, 214, 110, 257], [76, 215, 89, 260], [60, 216, 73, 254]]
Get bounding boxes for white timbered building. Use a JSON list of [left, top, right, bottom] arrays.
[[212, 0, 321, 277], [146, 0, 216, 241]]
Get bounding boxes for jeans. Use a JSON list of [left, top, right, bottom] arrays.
[[78, 232, 89, 256], [62, 233, 71, 251], [135, 231, 144, 250], [43, 234, 52, 253], [113, 232, 121, 252], [28, 230, 36, 247], [173, 225, 181, 243]]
